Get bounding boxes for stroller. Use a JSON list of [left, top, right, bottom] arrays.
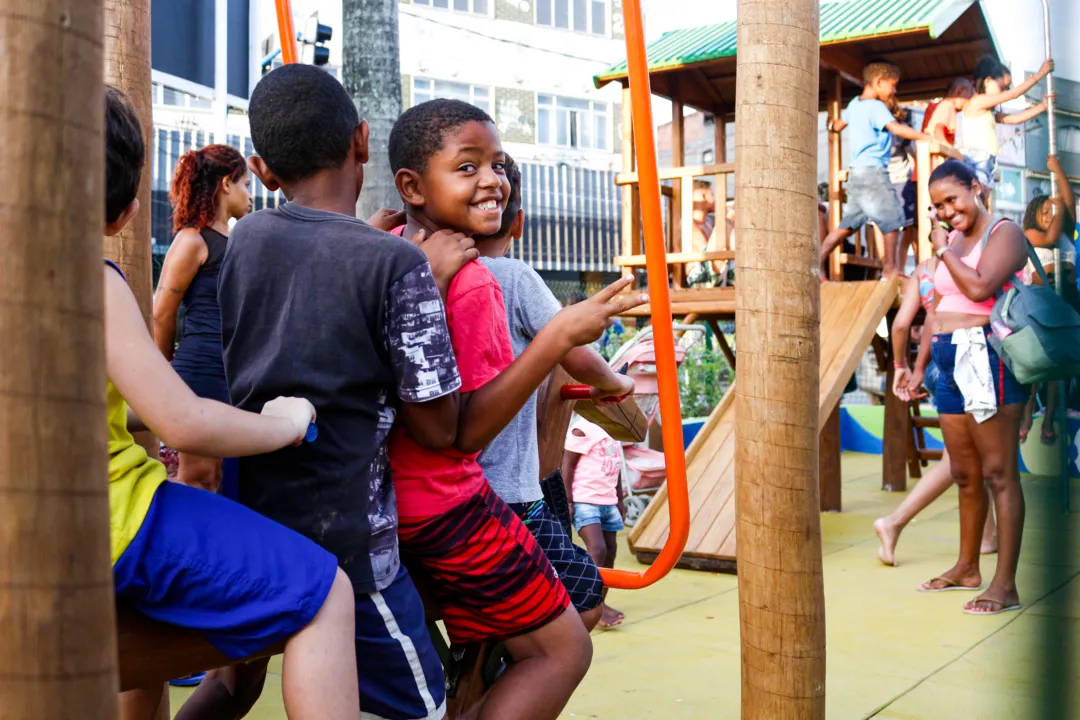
[[602, 323, 703, 526]]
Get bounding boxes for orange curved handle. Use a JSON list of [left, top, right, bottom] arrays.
[[599, 0, 689, 590], [275, 0, 299, 65]]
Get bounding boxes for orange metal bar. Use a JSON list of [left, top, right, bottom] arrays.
[[599, 0, 689, 590], [275, 0, 299, 65]]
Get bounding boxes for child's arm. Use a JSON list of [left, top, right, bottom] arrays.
[[561, 448, 581, 513], [1049, 154, 1077, 224], [562, 347, 635, 403], [827, 117, 847, 134], [454, 278, 648, 454], [152, 228, 207, 362], [884, 121, 934, 144], [997, 96, 1050, 125], [107, 268, 312, 455], [969, 59, 1054, 113], [890, 272, 922, 398]]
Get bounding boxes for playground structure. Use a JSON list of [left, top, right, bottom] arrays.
[[603, 0, 1004, 571]]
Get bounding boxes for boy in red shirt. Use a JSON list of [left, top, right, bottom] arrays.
[[387, 98, 646, 719]]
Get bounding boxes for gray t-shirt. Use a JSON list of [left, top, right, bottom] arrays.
[[478, 256, 563, 504]]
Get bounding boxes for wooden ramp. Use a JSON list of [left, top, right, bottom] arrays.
[[629, 279, 899, 571]]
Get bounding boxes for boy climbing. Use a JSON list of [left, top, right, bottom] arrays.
[[472, 153, 635, 632], [819, 60, 946, 279], [218, 65, 477, 720], [102, 85, 360, 720], [386, 98, 648, 719]]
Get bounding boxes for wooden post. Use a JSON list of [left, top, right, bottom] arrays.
[[734, 0, 826, 717], [106, 0, 159, 461], [670, 100, 686, 285], [882, 313, 909, 491], [713, 116, 728, 248], [915, 140, 932, 264], [819, 407, 842, 512], [827, 72, 843, 279], [621, 85, 642, 265], [0, 1, 119, 717]]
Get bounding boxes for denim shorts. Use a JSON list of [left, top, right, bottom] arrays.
[[963, 151, 997, 190], [929, 328, 1028, 415], [573, 502, 625, 533], [839, 167, 906, 234]]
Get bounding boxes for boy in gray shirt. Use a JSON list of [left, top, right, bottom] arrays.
[[477, 155, 633, 630]]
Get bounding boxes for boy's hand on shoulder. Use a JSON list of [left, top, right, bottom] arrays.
[[549, 278, 648, 349], [590, 373, 635, 405], [411, 229, 479, 295], [367, 208, 407, 232], [261, 396, 316, 446]]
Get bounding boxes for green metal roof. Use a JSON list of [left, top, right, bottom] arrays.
[[594, 0, 983, 87]]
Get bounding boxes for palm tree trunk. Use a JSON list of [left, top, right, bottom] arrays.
[[733, 0, 826, 717], [342, 0, 404, 219], [0, 1, 119, 717]]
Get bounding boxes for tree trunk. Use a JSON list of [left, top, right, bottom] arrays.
[[733, 0, 826, 718], [0, 1, 119, 717], [342, 0, 403, 219], [105, 0, 159, 463]]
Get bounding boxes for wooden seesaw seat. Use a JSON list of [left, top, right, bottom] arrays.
[[117, 366, 642, 715]]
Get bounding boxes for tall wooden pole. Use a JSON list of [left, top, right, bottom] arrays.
[[104, 0, 154, 328], [0, 1, 119, 717], [734, 0, 826, 717]]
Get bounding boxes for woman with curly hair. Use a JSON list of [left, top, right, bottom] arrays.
[[154, 144, 251, 492]]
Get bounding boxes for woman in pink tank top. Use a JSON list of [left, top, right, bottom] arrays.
[[916, 160, 1029, 616]]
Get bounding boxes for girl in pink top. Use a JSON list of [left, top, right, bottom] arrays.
[[562, 417, 626, 627], [917, 160, 1029, 616]]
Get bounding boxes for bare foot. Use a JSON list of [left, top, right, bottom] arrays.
[[964, 587, 1021, 615], [882, 268, 908, 281], [873, 517, 900, 566], [597, 604, 624, 628], [606, 604, 625, 620]]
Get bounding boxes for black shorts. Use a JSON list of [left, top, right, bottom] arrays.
[[508, 499, 604, 613]]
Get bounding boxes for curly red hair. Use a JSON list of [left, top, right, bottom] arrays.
[[169, 144, 247, 233]]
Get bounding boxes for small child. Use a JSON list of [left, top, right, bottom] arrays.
[[218, 65, 476, 720], [472, 153, 635, 632], [386, 98, 647, 719], [562, 417, 626, 628], [820, 60, 939, 279], [101, 85, 359, 720]]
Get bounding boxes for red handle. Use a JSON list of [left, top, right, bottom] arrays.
[[274, 0, 299, 65], [560, 384, 594, 400]]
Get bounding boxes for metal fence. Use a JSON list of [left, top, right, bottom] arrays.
[[149, 125, 622, 279]]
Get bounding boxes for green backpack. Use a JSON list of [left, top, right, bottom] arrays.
[[982, 216, 1080, 384]]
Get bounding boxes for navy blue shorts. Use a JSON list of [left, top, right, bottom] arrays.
[[930, 329, 1029, 415], [355, 565, 447, 720], [509, 500, 604, 613], [924, 360, 940, 408], [113, 481, 338, 660]]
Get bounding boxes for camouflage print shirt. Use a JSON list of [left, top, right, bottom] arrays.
[[218, 203, 460, 593]]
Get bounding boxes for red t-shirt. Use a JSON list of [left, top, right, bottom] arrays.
[[912, 101, 957, 182], [386, 239, 514, 517]]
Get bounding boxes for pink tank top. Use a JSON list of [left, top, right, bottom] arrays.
[[933, 221, 1013, 316]]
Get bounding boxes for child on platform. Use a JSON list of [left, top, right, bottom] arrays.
[[217, 65, 478, 720], [102, 85, 359, 720], [820, 60, 941, 279], [472, 153, 635, 632], [562, 417, 627, 628], [386, 98, 647, 719]]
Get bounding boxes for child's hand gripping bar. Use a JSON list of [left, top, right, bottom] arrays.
[[597, 0, 689, 590]]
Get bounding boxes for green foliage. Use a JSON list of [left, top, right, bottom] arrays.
[[598, 326, 734, 419]]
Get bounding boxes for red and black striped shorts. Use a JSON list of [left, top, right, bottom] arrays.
[[398, 483, 571, 644]]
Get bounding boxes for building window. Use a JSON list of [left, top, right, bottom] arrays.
[[414, 0, 490, 15], [153, 82, 212, 110], [536, 0, 607, 35], [537, 95, 608, 150], [412, 77, 492, 115]]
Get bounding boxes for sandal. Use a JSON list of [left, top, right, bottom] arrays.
[[918, 576, 982, 593], [963, 597, 1023, 616]]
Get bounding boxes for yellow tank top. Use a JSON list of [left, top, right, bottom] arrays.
[[961, 107, 999, 156], [108, 379, 166, 564]]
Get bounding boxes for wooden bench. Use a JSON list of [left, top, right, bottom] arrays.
[[117, 366, 639, 718]]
